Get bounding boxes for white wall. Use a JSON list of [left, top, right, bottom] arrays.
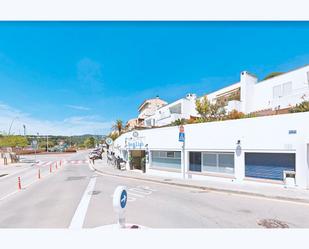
[[114, 112, 309, 188], [246, 65, 309, 113]]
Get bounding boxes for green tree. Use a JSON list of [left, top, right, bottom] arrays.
[[112, 120, 124, 134], [0, 135, 28, 148], [195, 97, 211, 119], [196, 97, 225, 120], [84, 137, 95, 148], [263, 72, 284, 80], [170, 118, 187, 126]]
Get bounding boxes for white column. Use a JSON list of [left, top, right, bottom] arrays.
[[295, 143, 308, 189], [234, 145, 245, 182]]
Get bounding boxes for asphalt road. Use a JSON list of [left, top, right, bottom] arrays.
[[0, 151, 309, 228]]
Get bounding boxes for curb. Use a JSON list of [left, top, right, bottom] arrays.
[[89, 161, 309, 205]]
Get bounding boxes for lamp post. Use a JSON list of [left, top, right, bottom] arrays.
[[23, 124, 26, 136]]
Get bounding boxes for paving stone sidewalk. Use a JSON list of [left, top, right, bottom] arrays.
[[89, 154, 309, 204]]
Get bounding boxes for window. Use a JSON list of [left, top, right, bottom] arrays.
[[189, 152, 201, 172], [282, 82, 292, 96], [189, 152, 235, 174], [273, 85, 282, 98], [151, 150, 181, 170], [202, 152, 234, 174]]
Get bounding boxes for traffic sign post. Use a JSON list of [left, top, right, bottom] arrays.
[[31, 140, 38, 163], [113, 186, 128, 228], [179, 125, 186, 179]]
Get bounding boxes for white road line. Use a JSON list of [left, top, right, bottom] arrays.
[[69, 176, 97, 229], [129, 188, 152, 195], [127, 191, 145, 198]]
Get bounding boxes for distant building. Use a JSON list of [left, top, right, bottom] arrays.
[[144, 93, 198, 127], [126, 96, 167, 130], [203, 64, 309, 115], [137, 96, 168, 120]]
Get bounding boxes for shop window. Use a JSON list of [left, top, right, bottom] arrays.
[[189, 151, 234, 174], [151, 150, 181, 170], [189, 152, 201, 172]]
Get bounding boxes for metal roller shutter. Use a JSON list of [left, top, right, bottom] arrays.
[[245, 153, 295, 181]]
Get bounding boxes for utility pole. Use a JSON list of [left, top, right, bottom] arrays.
[[46, 135, 49, 152]]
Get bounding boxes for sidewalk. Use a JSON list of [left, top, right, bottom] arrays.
[[90, 156, 309, 204]]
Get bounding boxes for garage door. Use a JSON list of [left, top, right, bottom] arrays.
[[245, 153, 295, 181]]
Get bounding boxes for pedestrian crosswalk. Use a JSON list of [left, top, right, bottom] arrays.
[[35, 159, 88, 166], [35, 161, 57, 167]]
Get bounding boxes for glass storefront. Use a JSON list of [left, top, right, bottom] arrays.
[[151, 150, 181, 170], [189, 151, 234, 174]]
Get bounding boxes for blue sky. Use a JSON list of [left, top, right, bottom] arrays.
[[0, 21, 309, 135]]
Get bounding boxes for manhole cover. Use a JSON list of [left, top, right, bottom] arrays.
[[66, 176, 87, 181], [257, 219, 289, 228], [88, 190, 101, 195]]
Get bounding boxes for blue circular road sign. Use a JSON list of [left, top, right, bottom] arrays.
[[120, 189, 127, 208]]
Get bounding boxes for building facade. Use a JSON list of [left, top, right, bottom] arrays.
[[113, 112, 309, 189], [125, 96, 167, 130], [144, 93, 199, 127], [204, 65, 309, 115]]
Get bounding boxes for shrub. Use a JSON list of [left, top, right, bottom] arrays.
[[289, 101, 309, 113], [227, 110, 245, 120]]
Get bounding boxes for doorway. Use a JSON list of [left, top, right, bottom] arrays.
[[130, 150, 146, 172]]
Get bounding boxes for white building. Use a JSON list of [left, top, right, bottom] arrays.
[[126, 96, 167, 130], [144, 93, 199, 127], [113, 112, 309, 189], [137, 96, 167, 120], [204, 65, 309, 115]]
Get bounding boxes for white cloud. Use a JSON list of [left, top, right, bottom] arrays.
[[0, 102, 112, 136], [65, 104, 91, 111]]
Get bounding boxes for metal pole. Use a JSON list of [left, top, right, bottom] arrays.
[[46, 135, 48, 152], [182, 140, 185, 179]]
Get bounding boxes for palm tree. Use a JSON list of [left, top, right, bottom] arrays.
[[112, 120, 123, 134]]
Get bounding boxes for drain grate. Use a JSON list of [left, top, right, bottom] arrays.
[[66, 176, 87, 181], [0, 174, 8, 178], [257, 219, 289, 228], [88, 190, 101, 195]]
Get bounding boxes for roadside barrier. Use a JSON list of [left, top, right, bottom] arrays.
[[60, 160, 62, 166], [49, 164, 52, 173], [18, 177, 21, 190], [56, 162, 58, 169], [38, 169, 41, 179]]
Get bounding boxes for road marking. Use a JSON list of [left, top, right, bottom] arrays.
[[127, 191, 145, 198], [69, 176, 97, 229]]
